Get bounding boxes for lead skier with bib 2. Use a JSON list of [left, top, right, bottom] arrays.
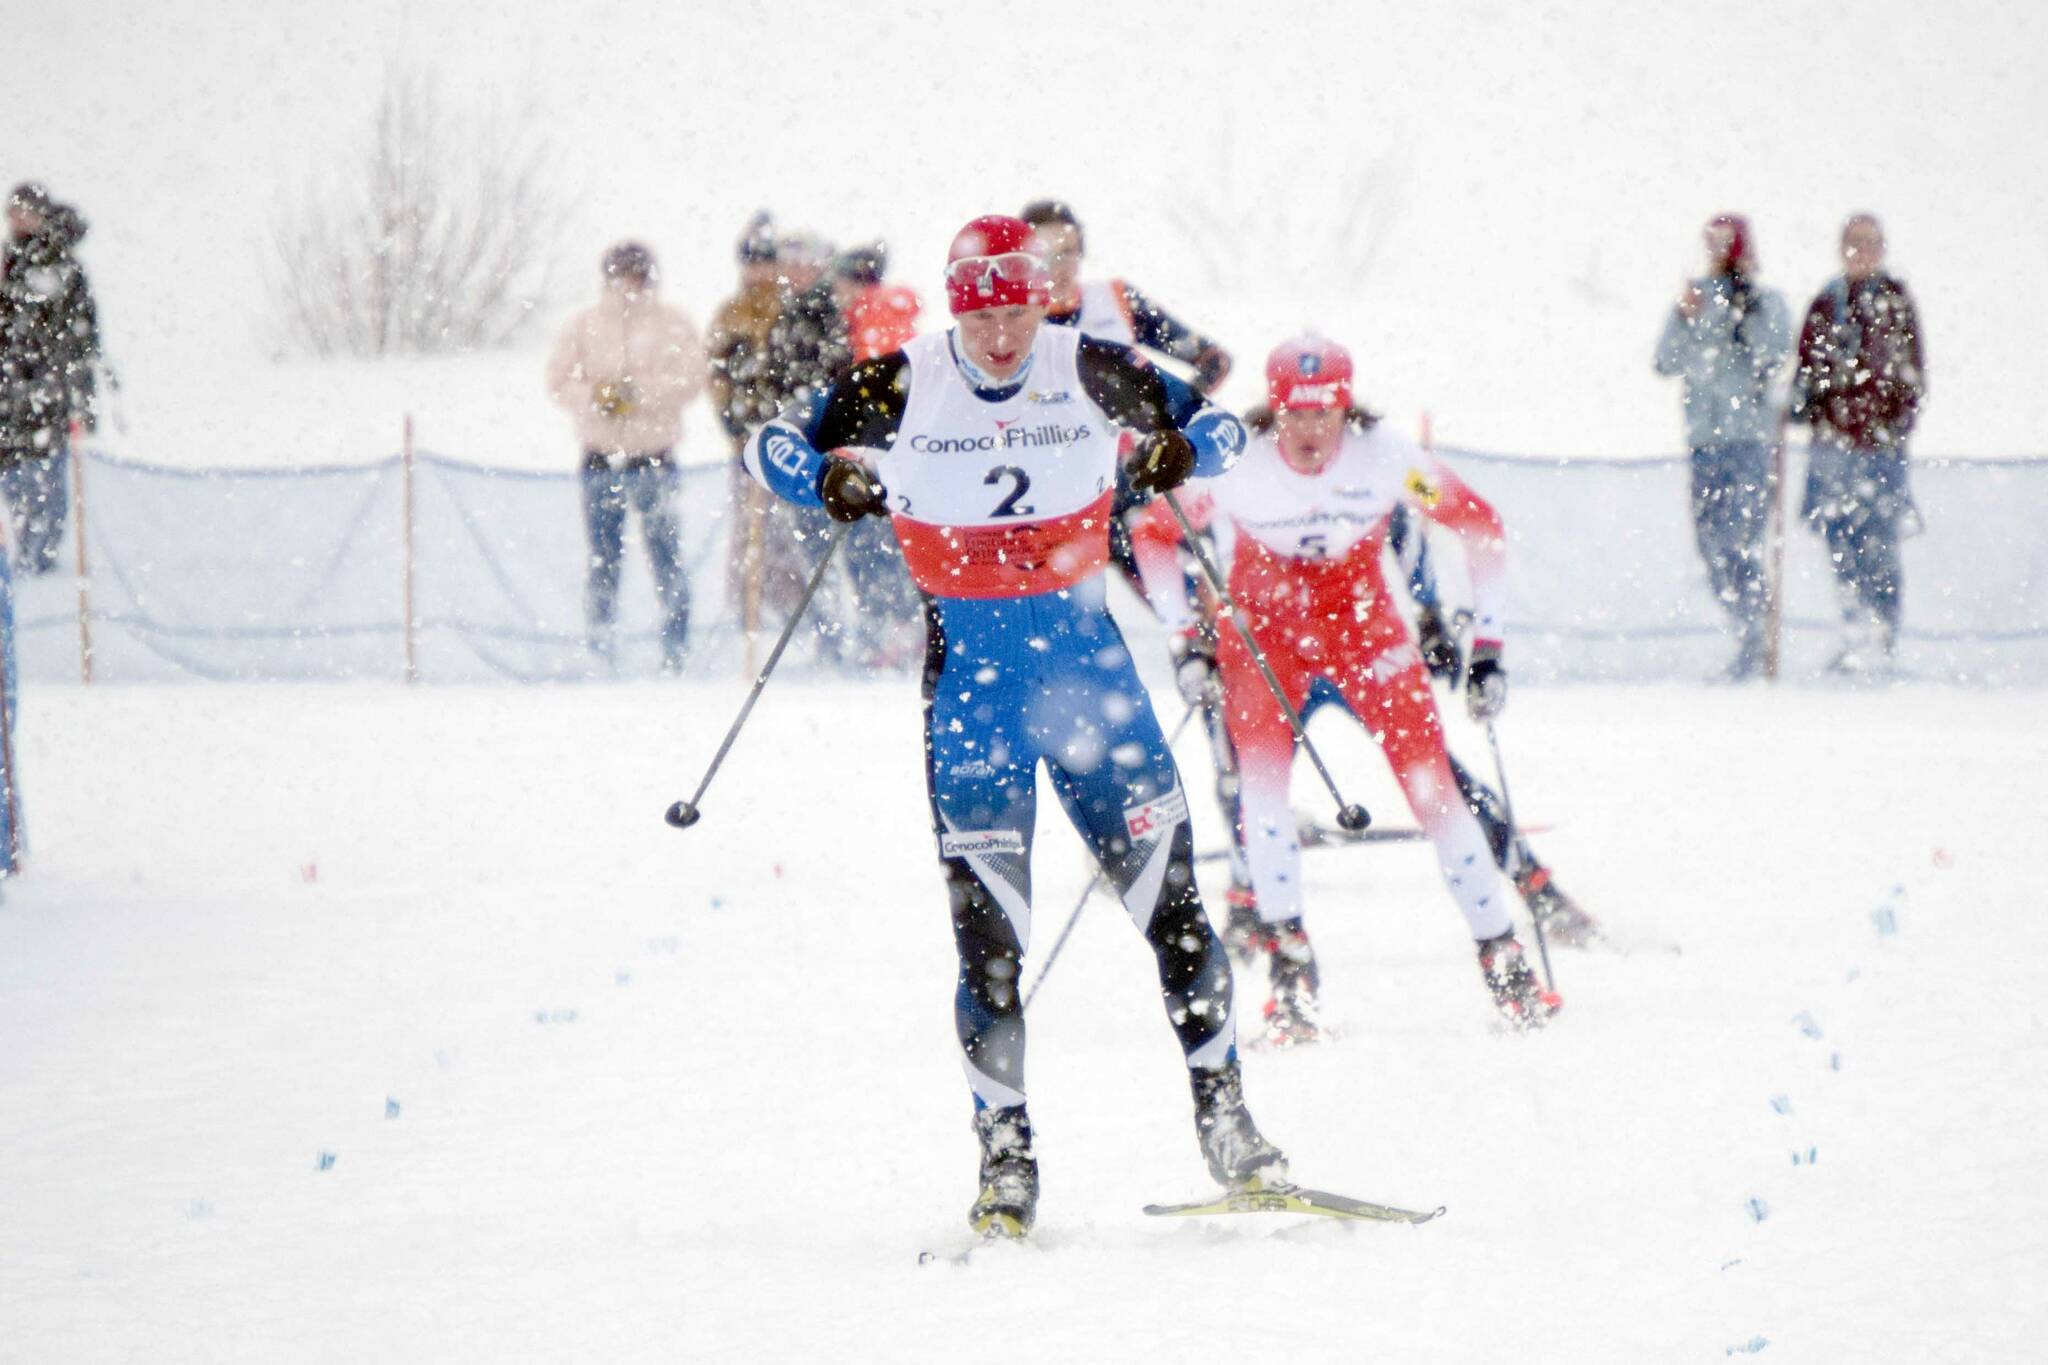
[[742, 216, 1283, 1238]]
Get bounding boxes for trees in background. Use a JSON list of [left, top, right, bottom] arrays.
[[272, 69, 568, 358]]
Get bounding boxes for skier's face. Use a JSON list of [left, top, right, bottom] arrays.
[[956, 304, 1045, 379], [1031, 223, 1084, 292], [1273, 407, 1346, 474]]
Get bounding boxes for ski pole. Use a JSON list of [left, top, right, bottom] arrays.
[[1159, 491, 1370, 832], [1446, 609, 1555, 990], [1023, 705, 1198, 1010], [1482, 720, 1554, 993], [664, 526, 846, 829]]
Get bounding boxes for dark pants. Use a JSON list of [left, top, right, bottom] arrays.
[[1688, 441, 1772, 643], [1, 440, 70, 576], [581, 450, 689, 670], [1803, 440, 1908, 639]]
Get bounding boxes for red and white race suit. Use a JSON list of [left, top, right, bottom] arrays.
[[1134, 420, 1518, 939]]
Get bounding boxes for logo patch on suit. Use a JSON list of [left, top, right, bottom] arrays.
[[1404, 469, 1442, 508], [1123, 787, 1190, 840], [764, 431, 807, 477], [940, 829, 1026, 858]]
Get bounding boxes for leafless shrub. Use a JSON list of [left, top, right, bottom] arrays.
[[272, 69, 568, 357], [1166, 122, 1409, 309]]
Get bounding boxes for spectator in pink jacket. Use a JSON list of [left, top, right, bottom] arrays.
[[546, 242, 708, 673]]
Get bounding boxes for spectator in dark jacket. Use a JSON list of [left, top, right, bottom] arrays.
[[759, 231, 859, 662], [1790, 213, 1926, 671], [1654, 214, 1792, 679], [763, 231, 849, 413], [1, 183, 99, 575]]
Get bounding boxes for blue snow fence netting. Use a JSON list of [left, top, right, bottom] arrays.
[[2, 550, 20, 872], [10, 444, 2048, 686]]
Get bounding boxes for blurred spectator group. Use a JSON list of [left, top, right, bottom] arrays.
[[1655, 211, 1925, 678], [548, 212, 925, 675], [0, 175, 1933, 685]]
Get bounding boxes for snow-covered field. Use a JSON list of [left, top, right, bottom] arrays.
[[3, 676, 2042, 1362]]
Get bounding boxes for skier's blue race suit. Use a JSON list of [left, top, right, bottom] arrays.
[[743, 324, 1247, 1110]]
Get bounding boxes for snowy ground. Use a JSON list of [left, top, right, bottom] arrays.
[[2, 677, 2044, 1362]]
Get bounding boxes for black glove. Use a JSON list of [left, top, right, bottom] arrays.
[[818, 457, 888, 523], [1167, 626, 1219, 706], [1414, 605, 1461, 683], [1465, 641, 1506, 722], [1126, 429, 1196, 496]]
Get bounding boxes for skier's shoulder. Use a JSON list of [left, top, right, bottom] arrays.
[[818, 349, 913, 432], [1073, 330, 1146, 377]]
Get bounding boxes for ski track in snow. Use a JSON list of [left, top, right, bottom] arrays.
[[1, 680, 2043, 1362]]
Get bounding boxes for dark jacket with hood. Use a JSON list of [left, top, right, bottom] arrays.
[[1, 198, 99, 453]]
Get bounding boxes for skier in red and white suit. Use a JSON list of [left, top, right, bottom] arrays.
[[1141, 336, 1561, 1031]]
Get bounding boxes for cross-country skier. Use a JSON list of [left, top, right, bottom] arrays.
[[1388, 505, 1600, 948], [1020, 200, 1232, 395], [741, 215, 1282, 1238], [1153, 336, 1562, 1038], [1019, 200, 1260, 921]]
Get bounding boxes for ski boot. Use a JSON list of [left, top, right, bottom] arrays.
[[1477, 930, 1562, 1030], [968, 1105, 1038, 1238], [1261, 916, 1322, 1047], [1190, 1061, 1289, 1190], [1221, 885, 1265, 968], [1514, 865, 1601, 949]]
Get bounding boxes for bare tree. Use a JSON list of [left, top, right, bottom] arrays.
[[272, 69, 568, 357], [1166, 119, 1409, 312]]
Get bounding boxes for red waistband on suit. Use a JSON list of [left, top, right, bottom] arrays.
[[893, 490, 1114, 599]]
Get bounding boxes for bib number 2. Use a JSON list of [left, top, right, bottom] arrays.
[[984, 465, 1035, 517]]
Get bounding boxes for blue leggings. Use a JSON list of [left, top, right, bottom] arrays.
[[921, 582, 1236, 1110]]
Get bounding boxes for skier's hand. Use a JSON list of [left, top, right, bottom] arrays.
[[1465, 642, 1506, 722], [1415, 605, 1461, 683], [1192, 344, 1232, 396], [818, 456, 888, 522], [1168, 627, 1219, 706], [1126, 429, 1196, 496]]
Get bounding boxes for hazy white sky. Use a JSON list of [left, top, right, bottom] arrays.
[[10, 0, 2046, 454]]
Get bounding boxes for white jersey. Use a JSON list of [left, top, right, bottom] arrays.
[[1186, 422, 1508, 640], [1070, 280, 1137, 346], [1204, 425, 1419, 561], [878, 327, 1124, 598]]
